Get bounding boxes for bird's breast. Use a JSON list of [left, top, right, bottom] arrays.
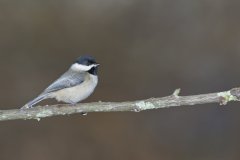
[[53, 74, 98, 103]]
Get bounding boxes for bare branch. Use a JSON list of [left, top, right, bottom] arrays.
[[1, 87, 240, 122]]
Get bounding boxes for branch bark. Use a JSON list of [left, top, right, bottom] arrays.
[[1, 87, 240, 122]]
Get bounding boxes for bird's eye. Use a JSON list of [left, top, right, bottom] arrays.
[[88, 60, 95, 66]]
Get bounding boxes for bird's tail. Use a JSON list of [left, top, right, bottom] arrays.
[[21, 94, 48, 109]]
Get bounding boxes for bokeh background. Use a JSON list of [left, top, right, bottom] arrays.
[[0, 0, 240, 160]]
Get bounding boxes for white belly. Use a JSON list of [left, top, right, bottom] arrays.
[[52, 75, 98, 104]]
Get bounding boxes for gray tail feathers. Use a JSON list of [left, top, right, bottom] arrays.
[[21, 94, 48, 109]]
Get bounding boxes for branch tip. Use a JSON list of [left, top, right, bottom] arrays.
[[217, 90, 238, 105]]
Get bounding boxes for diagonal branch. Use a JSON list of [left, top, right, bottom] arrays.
[[1, 87, 240, 122]]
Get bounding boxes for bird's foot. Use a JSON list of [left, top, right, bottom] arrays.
[[69, 102, 87, 115], [81, 112, 88, 116]]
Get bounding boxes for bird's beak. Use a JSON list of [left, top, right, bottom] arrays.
[[95, 63, 100, 67]]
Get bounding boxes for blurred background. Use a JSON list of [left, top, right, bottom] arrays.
[[0, 0, 240, 160]]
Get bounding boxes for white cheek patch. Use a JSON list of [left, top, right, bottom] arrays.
[[71, 63, 96, 71]]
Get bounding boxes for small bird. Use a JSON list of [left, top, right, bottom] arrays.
[[22, 55, 99, 109]]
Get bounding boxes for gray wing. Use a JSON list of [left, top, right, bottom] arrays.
[[42, 70, 85, 94], [21, 70, 85, 109]]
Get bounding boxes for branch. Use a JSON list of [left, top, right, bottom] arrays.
[[1, 87, 240, 122]]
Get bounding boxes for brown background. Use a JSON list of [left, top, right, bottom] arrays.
[[1, 0, 240, 160]]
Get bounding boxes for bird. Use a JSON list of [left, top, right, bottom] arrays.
[[21, 55, 99, 109]]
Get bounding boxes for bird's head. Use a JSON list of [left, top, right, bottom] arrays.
[[71, 55, 99, 75]]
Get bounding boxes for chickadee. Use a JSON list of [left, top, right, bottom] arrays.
[[22, 55, 99, 109]]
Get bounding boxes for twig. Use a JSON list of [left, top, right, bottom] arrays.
[[0, 87, 240, 122]]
